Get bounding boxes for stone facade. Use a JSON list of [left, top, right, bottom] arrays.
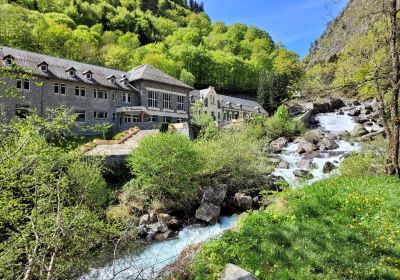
[[0, 46, 192, 133]]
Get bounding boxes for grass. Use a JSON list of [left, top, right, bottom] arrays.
[[190, 175, 400, 280]]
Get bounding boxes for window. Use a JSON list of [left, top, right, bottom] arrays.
[[16, 105, 30, 118], [4, 57, 12, 66], [148, 116, 157, 122], [98, 112, 105, 119], [123, 93, 131, 103], [224, 112, 227, 121], [68, 69, 75, 76], [112, 113, 116, 122], [75, 86, 80, 96], [111, 77, 116, 84], [112, 92, 115, 101], [93, 89, 97, 98], [177, 118, 183, 123], [54, 83, 59, 94], [162, 93, 171, 109], [148, 90, 158, 107], [125, 116, 131, 123], [162, 116, 171, 123], [40, 65, 48, 72], [93, 111, 97, 118], [75, 110, 86, 123], [132, 116, 140, 123], [17, 79, 30, 91], [80, 87, 86, 97], [204, 98, 208, 107], [210, 95, 215, 104], [16, 79, 22, 90], [86, 73, 92, 79], [217, 100, 221, 109], [204, 111, 207, 115], [218, 112, 221, 120], [98, 90, 103, 99], [60, 84, 66, 94], [177, 95, 185, 111], [211, 111, 215, 120], [104, 91, 108, 100]]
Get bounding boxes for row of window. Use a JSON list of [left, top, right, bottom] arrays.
[[122, 115, 184, 124], [74, 111, 117, 123], [147, 90, 185, 111]]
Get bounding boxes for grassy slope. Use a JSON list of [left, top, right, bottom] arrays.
[[191, 176, 400, 279]]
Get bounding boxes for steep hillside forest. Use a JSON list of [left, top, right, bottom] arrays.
[[0, 0, 300, 96], [303, 0, 387, 99]]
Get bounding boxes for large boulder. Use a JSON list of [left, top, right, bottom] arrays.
[[294, 169, 314, 179], [195, 202, 221, 224], [201, 184, 227, 206], [139, 214, 151, 226], [297, 158, 313, 169], [313, 98, 345, 113], [348, 109, 361, 116], [220, 264, 258, 280], [270, 137, 288, 151], [233, 193, 253, 211], [330, 98, 346, 111], [318, 138, 339, 150], [297, 140, 318, 154], [323, 161, 336, 174], [350, 124, 369, 137]]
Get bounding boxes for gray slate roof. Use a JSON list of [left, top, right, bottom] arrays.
[[221, 95, 268, 114], [128, 64, 192, 89], [0, 46, 192, 91]]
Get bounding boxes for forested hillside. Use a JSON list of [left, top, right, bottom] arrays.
[[303, 0, 386, 98], [0, 0, 299, 96]]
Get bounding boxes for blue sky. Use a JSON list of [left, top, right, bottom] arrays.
[[201, 0, 348, 57]]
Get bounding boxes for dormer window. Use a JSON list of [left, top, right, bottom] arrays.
[[237, 104, 242, 109], [37, 62, 48, 72], [65, 67, 76, 77], [107, 75, 116, 84], [119, 77, 129, 86], [226, 102, 231, 107], [3, 55, 14, 66], [83, 70, 92, 80]]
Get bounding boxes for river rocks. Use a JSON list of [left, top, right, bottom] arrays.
[[350, 124, 369, 137], [195, 202, 221, 224], [347, 109, 361, 116], [220, 263, 258, 280], [323, 161, 336, 174], [337, 131, 350, 139], [278, 160, 289, 169], [297, 158, 313, 169], [318, 137, 339, 150], [157, 213, 171, 224], [233, 193, 253, 211], [297, 140, 318, 154], [139, 214, 151, 226], [313, 98, 345, 113], [294, 169, 314, 179], [270, 137, 288, 152], [201, 185, 227, 206], [166, 217, 183, 231]]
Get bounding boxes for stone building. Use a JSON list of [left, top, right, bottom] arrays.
[[190, 86, 268, 123], [0, 46, 192, 131]]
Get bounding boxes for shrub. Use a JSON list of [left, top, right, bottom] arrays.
[[191, 176, 400, 279], [159, 122, 169, 133], [265, 105, 304, 139], [195, 127, 271, 180], [127, 133, 202, 211]]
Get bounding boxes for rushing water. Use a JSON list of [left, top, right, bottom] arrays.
[[273, 113, 360, 186], [83, 112, 362, 279], [81, 216, 237, 280]]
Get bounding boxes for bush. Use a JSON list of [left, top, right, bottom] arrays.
[[127, 133, 202, 211], [195, 127, 271, 180], [159, 122, 169, 133], [191, 176, 400, 279], [265, 105, 304, 139]]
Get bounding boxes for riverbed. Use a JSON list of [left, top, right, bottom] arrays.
[[81, 112, 362, 280]]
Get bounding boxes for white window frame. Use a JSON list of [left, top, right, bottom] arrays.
[[94, 89, 97, 99], [75, 110, 86, 123], [148, 90, 158, 107], [148, 115, 157, 122], [162, 93, 171, 109], [123, 93, 131, 103], [80, 86, 86, 97], [16, 79, 22, 90], [40, 65, 48, 72], [177, 95, 185, 111], [75, 86, 80, 96], [60, 83, 66, 95], [54, 82, 59, 94], [69, 70, 75, 76]]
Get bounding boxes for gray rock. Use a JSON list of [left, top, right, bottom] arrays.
[[139, 214, 151, 226], [318, 137, 339, 150], [220, 263, 258, 280], [278, 160, 289, 169], [156, 230, 174, 241], [271, 137, 288, 150], [195, 202, 221, 224], [201, 184, 228, 206], [233, 193, 253, 211], [149, 223, 163, 233], [166, 217, 183, 231], [297, 140, 318, 154], [330, 98, 346, 111], [294, 169, 314, 179], [145, 231, 156, 242], [297, 158, 313, 169], [337, 131, 350, 139], [350, 124, 369, 137], [323, 161, 336, 174], [157, 213, 171, 225], [149, 212, 157, 223], [348, 109, 361, 116]]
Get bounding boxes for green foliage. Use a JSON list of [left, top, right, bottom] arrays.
[[0, 111, 119, 279], [0, 1, 300, 96], [264, 105, 304, 139], [127, 133, 202, 211], [191, 175, 400, 279], [195, 127, 270, 179]]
